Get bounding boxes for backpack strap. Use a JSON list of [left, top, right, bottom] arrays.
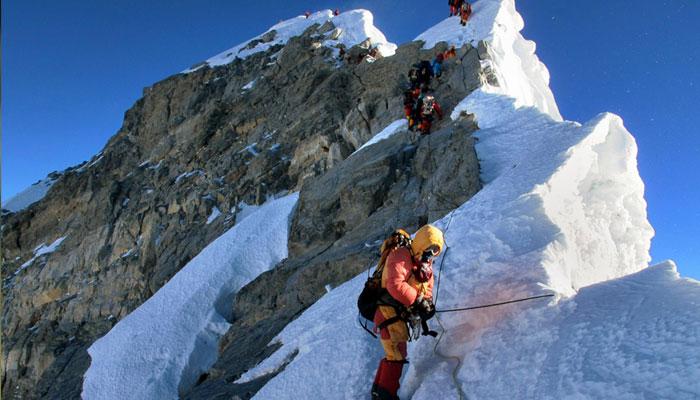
[[374, 290, 409, 331], [375, 315, 404, 331]]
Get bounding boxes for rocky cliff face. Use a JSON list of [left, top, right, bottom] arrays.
[[2, 18, 487, 399]]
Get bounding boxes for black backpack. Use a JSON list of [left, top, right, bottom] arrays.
[[419, 60, 433, 78], [357, 229, 412, 322]]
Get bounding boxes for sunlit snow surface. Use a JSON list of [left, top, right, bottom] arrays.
[[183, 9, 396, 73], [82, 193, 299, 400], [416, 0, 561, 121]]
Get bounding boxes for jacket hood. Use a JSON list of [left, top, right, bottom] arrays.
[[411, 224, 444, 258]]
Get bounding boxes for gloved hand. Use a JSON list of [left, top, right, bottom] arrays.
[[412, 295, 436, 321]]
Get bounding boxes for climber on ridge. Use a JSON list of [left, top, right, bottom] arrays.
[[449, 0, 464, 17], [416, 60, 434, 88], [408, 59, 435, 90], [403, 87, 421, 129], [460, 1, 472, 26], [415, 87, 443, 135], [407, 64, 419, 89], [432, 53, 445, 80], [371, 225, 443, 400], [443, 45, 457, 61]]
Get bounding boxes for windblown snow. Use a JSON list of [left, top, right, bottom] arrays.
[[184, 9, 396, 73], [82, 193, 298, 400]]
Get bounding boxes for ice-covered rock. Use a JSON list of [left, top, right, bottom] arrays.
[[184, 9, 396, 73]]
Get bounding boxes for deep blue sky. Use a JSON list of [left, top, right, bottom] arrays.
[[3, 1, 698, 279]]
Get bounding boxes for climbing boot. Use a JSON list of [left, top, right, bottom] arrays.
[[373, 359, 403, 399]]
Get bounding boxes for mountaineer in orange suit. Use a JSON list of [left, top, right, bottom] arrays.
[[371, 225, 444, 400]]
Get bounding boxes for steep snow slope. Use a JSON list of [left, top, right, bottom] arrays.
[[416, 0, 561, 121], [82, 193, 298, 400], [184, 9, 396, 73]]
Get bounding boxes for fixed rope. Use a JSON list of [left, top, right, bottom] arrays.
[[429, 208, 469, 399], [436, 294, 555, 313]]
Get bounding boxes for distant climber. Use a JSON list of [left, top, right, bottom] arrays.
[[432, 53, 445, 79], [415, 60, 434, 88], [449, 0, 464, 17], [334, 8, 340, 16], [415, 87, 443, 135], [371, 225, 443, 400], [403, 87, 421, 129], [407, 65, 419, 89], [304, 11, 311, 19], [443, 45, 457, 61], [367, 46, 380, 62], [460, 1, 472, 26]]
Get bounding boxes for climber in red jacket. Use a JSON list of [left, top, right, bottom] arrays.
[[460, 2, 472, 26], [449, 0, 464, 17], [403, 87, 421, 130]]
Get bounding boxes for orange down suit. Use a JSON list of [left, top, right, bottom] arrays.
[[373, 247, 433, 360], [372, 224, 443, 361], [371, 225, 444, 399]]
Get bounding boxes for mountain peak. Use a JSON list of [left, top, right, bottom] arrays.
[[417, 0, 562, 121], [184, 8, 397, 73]]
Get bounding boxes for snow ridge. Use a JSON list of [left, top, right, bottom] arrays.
[[82, 193, 299, 400], [416, 0, 562, 121], [184, 9, 396, 73]]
